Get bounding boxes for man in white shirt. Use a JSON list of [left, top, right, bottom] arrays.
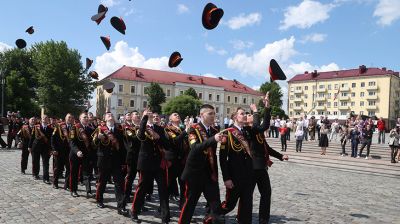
[[303, 115, 309, 141], [329, 119, 339, 142], [274, 116, 281, 138], [224, 116, 229, 129], [286, 119, 293, 141]]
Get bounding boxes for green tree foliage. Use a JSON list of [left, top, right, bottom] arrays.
[[144, 82, 166, 113], [163, 95, 202, 119], [259, 82, 283, 108], [30, 40, 95, 117], [184, 87, 199, 99], [0, 49, 39, 117]]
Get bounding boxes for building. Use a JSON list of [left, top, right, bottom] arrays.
[[96, 66, 262, 122], [287, 65, 400, 129]]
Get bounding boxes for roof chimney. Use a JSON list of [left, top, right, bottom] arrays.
[[233, 79, 239, 84], [304, 71, 308, 74], [311, 70, 318, 78], [359, 65, 367, 74], [382, 67, 386, 71], [218, 77, 223, 80]]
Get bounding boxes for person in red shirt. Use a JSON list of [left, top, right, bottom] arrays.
[[279, 123, 288, 151], [377, 117, 385, 144]]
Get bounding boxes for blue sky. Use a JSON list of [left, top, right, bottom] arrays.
[[1, 0, 399, 112]]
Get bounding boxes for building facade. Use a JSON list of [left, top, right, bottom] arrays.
[[288, 66, 400, 129], [96, 66, 262, 123]]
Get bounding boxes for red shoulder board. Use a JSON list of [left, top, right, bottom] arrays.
[[35, 124, 40, 128], [224, 127, 236, 133], [191, 124, 200, 129], [99, 125, 108, 132], [75, 123, 83, 129]]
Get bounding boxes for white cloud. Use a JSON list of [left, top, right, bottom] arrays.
[[286, 61, 340, 76], [94, 41, 175, 80], [230, 40, 254, 50], [280, 0, 335, 30], [225, 13, 262, 30], [205, 43, 227, 56], [226, 36, 297, 77], [177, 4, 189, 14], [373, 0, 400, 26], [0, 42, 12, 52], [252, 86, 260, 91], [100, 0, 120, 7], [300, 33, 327, 43]]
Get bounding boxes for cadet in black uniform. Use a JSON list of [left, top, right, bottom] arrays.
[[178, 104, 224, 224], [219, 107, 254, 223], [18, 117, 35, 174]]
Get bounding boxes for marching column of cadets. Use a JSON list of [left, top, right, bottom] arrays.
[[9, 93, 291, 224]]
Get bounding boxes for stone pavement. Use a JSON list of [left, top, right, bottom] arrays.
[[0, 137, 399, 223]]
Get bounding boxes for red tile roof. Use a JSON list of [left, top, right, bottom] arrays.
[[101, 65, 262, 95], [288, 66, 399, 83]]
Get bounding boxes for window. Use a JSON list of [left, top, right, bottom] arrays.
[[130, 100, 135, 107], [305, 86, 308, 90], [289, 112, 293, 116], [198, 93, 203, 99], [289, 103, 293, 108], [295, 103, 301, 107], [352, 83, 356, 88], [209, 94, 212, 101], [295, 112, 301, 115], [119, 84, 124, 92], [328, 84, 331, 90], [216, 107, 219, 113], [304, 94, 308, 99], [328, 93, 332, 98], [334, 111, 338, 115], [361, 82, 365, 87], [368, 101, 376, 106], [312, 85, 316, 90], [327, 111, 331, 115], [166, 89, 171, 97], [368, 111, 375, 116], [234, 97, 238, 103], [368, 91, 376, 96], [340, 102, 348, 106], [360, 101, 364, 106], [360, 92, 365, 97], [319, 85, 325, 89], [341, 83, 348, 88], [341, 111, 347, 116], [368, 81, 376, 86], [227, 95, 231, 102], [243, 98, 247, 104], [341, 92, 348, 97], [118, 99, 123, 106], [290, 95, 294, 100], [360, 111, 364, 115], [320, 111, 325, 115], [334, 84, 339, 90], [351, 102, 355, 106], [351, 92, 355, 97], [290, 87, 294, 92], [251, 98, 255, 104], [296, 86, 302, 90], [327, 102, 331, 108], [318, 93, 325, 97], [130, 86, 135, 93], [180, 91, 184, 95], [318, 102, 324, 106], [334, 102, 338, 108], [144, 86, 149, 94], [227, 108, 230, 114], [143, 101, 147, 108], [216, 95, 220, 102], [295, 94, 301, 99], [304, 103, 308, 107]]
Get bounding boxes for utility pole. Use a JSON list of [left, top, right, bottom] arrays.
[[0, 68, 4, 117]]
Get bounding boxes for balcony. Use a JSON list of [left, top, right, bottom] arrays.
[[365, 95, 378, 100], [293, 98, 303, 102], [315, 96, 326, 101], [365, 105, 377, 110], [316, 88, 326, 93], [338, 105, 349, 110], [366, 85, 378, 91], [293, 106, 302, 111], [294, 89, 303, 94], [340, 86, 350, 92], [339, 95, 350, 101], [315, 105, 326, 110]]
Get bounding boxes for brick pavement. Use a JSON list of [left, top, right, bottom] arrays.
[[0, 137, 399, 223]]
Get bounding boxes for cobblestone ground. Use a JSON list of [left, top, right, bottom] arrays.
[[0, 136, 399, 223]]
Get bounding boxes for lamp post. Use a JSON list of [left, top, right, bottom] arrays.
[[0, 68, 4, 117]]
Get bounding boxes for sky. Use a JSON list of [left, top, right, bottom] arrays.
[[1, 0, 399, 114]]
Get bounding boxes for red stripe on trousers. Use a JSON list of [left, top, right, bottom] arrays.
[[178, 181, 189, 224]]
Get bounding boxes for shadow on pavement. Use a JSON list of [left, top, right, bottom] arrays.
[[350, 213, 370, 219], [270, 215, 302, 223]]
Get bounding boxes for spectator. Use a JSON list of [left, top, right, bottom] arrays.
[[388, 127, 399, 163], [319, 124, 329, 155], [350, 126, 361, 158], [286, 119, 293, 141], [308, 116, 316, 141], [269, 116, 275, 138], [359, 124, 373, 159], [316, 116, 323, 140], [274, 116, 281, 138], [224, 115, 229, 129], [339, 125, 349, 156], [377, 117, 385, 144], [303, 115, 309, 141], [294, 124, 304, 152], [279, 123, 288, 152], [330, 119, 340, 142]]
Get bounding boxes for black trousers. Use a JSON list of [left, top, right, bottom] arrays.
[[96, 157, 125, 209], [70, 155, 92, 193], [178, 177, 222, 224], [21, 146, 30, 172], [296, 140, 303, 152], [359, 140, 372, 157], [167, 161, 181, 197], [131, 169, 170, 222], [7, 133, 16, 148], [32, 148, 50, 180], [286, 128, 291, 141], [280, 136, 287, 151], [253, 169, 272, 224], [123, 163, 138, 203], [221, 179, 254, 224], [52, 153, 68, 186], [341, 139, 347, 155]]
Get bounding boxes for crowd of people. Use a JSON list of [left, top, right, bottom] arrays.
[[267, 114, 400, 163], [1, 93, 292, 224]]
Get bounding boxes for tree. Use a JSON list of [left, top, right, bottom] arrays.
[[163, 95, 202, 119], [144, 82, 166, 113], [0, 48, 39, 117], [184, 87, 199, 99], [259, 82, 283, 108], [31, 40, 95, 117]]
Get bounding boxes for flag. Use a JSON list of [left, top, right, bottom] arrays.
[[333, 87, 340, 100]]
